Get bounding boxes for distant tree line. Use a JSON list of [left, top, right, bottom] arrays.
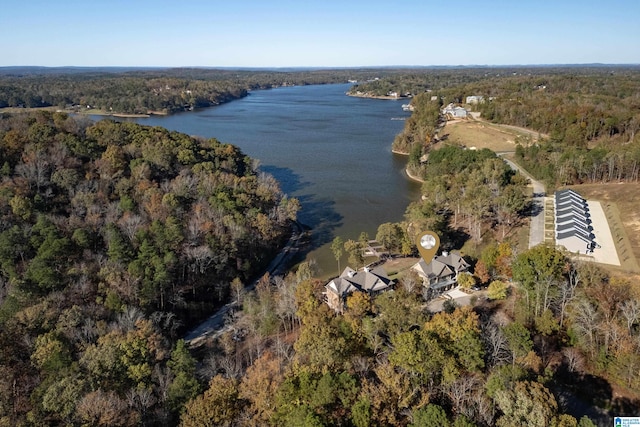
[[347, 66, 512, 98], [0, 67, 415, 115], [474, 71, 640, 187]]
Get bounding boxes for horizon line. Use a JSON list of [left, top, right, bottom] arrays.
[[2, 63, 640, 70]]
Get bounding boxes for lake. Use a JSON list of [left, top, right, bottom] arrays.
[[115, 83, 421, 277]]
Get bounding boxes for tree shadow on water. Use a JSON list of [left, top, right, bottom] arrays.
[[258, 164, 343, 257], [259, 164, 308, 195], [295, 194, 343, 251]]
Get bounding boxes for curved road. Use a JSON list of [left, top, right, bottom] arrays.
[[500, 156, 546, 249], [184, 221, 306, 347]]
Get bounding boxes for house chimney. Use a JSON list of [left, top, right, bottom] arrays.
[[442, 251, 449, 257], [363, 267, 370, 273]]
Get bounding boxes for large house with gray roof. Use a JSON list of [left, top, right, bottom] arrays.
[[412, 251, 470, 299], [554, 189, 596, 254], [324, 266, 394, 313]]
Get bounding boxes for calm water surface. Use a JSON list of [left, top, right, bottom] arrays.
[[119, 83, 420, 276]]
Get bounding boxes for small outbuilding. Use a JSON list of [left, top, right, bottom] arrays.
[[465, 95, 485, 105]]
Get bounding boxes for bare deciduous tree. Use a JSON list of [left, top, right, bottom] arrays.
[[482, 320, 510, 367], [562, 347, 584, 373], [620, 299, 640, 333]]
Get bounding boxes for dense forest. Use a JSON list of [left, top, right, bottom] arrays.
[[391, 93, 443, 155], [0, 67, 404, 115], [180, 247, 639, 426], [408, 146, 528, 243], [0, 111, 297, 425]]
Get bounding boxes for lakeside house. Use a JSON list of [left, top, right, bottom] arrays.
[[324, 266, 394, 313], [442, 103, 468, 119], [554, 189, 596, 254], [412, 251, 470, 299]]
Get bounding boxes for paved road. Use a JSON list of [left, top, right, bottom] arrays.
[[184, 222, 306, 347], [500, 156, 546, 249]]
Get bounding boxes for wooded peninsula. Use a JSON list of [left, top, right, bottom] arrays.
[[1, 65, 639, 426]]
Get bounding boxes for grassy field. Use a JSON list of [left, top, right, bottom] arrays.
[[436, 119, 539, 152], [382, 256, 420, 279]]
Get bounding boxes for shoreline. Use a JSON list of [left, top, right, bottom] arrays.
[[0, 107, 166, 118], [3, 83, 363, 120], [392, 148, 424, 184], [404, 165, 425, 183], [346, 92, 408, 101], [83, 111, 157, 118], [0, 94, 248, 118]]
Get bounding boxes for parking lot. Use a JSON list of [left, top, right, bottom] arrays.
[[586, 201, 620, 266]]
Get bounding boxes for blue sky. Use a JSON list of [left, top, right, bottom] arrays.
[[1, 0, 638, 67]]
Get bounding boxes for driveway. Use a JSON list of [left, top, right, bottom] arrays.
[[500, 157, 546, 249], [427, 287, 481, 312]]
